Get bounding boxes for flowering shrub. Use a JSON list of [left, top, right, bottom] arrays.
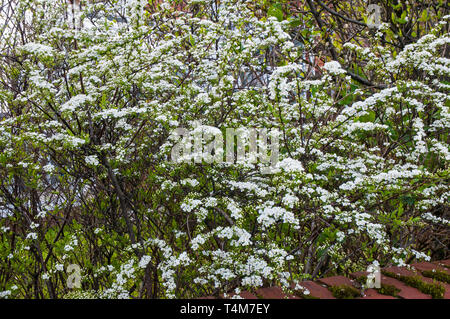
[[0, 0, 448, 298]]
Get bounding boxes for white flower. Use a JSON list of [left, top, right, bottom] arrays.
[[0, 290, 11, 299], [180, 199, 202, 213], [138, 255, 152, 269], [61, 95, 90, 112], [323, 61, 346, 75], [257, 206, 299, 228], [85, 155, 100, 166], [282, 194, 299, 208], [43, 163, 55, 173], [276, 158, 304, 173], [21, 42, 54, 57]]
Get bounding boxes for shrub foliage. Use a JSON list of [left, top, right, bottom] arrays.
[[0, 0, 448, 298]]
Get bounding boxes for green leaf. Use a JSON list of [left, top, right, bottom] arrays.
[[356, 110, 376, 123], [401, 195, 416, 206], [391, 12, 397, 22], [397, 202, 404, 217], [419, 9, 428, 22], [268, 4, 284, 22], [338, 94, 354, 106], [398, 11, 407, 24], [289, 18, 302, 28]]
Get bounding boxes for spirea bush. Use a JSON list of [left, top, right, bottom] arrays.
[[0, 0, 448, 298]]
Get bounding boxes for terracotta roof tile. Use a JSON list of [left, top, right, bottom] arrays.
[[318, 275, 357, 288], [202, 259, 450, 299], [295, 281, 336, 299]]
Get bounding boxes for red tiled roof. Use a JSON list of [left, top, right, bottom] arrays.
[[202, 259, 450, 299]]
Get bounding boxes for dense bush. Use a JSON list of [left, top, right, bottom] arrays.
[[0, 0, 448, 298]]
